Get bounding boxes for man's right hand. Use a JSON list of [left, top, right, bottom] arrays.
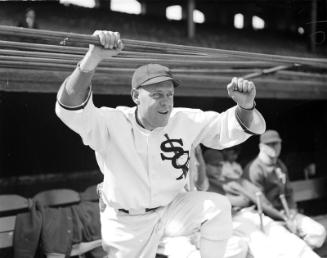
[[285, 218, 298, 234], [80, 30, 123, 72]]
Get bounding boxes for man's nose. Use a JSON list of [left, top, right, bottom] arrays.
[[160, 96, 171, 105]]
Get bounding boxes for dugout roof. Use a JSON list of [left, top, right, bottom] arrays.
[[0, 26, 326, 100]]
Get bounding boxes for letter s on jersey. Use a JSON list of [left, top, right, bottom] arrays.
[[160, 134, 190, 180]]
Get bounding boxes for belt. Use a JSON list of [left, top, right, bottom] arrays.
[[118, 207, 160, 215]]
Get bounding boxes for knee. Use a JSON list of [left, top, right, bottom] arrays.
[[304, 223, 326, 248], [101, 241, 111, 254], [225, 236, 249, 258], [210, 194, 232, 223], [207, 192, 232, 215], [201, 194, 233, 240]]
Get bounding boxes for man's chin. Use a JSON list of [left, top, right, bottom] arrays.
[[155, 119, 169, 128]]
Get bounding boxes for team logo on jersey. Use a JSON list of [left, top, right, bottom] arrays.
[[160, 133, 190, 180]]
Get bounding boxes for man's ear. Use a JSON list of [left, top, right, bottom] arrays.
[[131, 89, 140, 105]]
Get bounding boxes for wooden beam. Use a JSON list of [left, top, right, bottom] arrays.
[[0, 170, 102, 196], [1, 26, 327, 68], [0, 55, 276, 69], [1, 68, 327, 100]]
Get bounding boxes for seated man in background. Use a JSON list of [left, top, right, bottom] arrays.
[[244, 130, 326, 249], [221, 146, 243, 180], [204, 147, 321, 258], [158, 145, 249, 258], [17, 8, 39, 29]]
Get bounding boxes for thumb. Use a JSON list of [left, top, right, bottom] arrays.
[[227, 77, 238, 95], [111, 39, 124, 56], [117, 39, 124, 51]]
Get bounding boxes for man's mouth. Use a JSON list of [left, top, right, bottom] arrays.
[[158, 110, 169, 115]]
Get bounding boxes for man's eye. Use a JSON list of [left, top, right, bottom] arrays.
[[167, 92, 174, 97], [152, 93, 161, 99]]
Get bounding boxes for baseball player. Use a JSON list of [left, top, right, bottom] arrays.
[[244, 130, 326, 249], [205, 148, 321, 258], [55, 30, 266, 258]]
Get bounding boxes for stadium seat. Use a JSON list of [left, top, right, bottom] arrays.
[[0, 194, 31, 248], [33, 188, 80, 207]]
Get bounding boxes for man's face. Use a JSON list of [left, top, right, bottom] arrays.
[[26, 10, 35, 19], [264, 141, 282, 158], [223, 149, 239, 162], [204, 150, 223, 179], [134, 80, 174, 129]]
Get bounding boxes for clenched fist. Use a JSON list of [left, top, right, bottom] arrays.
[[80, 30, 124, 72], [92, 30, 123, 53], [227, 77, 256, 110]]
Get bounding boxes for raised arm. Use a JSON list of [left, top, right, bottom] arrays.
[[227, 77, 256, 130], [58, 30, 123, 107]]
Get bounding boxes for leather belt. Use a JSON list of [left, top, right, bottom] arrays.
[[118, 207, 160, 215]]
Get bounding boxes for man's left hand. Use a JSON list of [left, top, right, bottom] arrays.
[[289, 209, 298, 220], [227, 77, 256, 109]]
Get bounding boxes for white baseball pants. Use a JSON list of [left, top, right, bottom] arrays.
[[100, 191, 232, 258]]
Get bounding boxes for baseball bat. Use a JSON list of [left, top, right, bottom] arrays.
[[275, 167, 291, 219], [1, 25, 327, 68], [279, 193, 291, 219], [255, 191, 264, 232], [243, 64, 299, 79]]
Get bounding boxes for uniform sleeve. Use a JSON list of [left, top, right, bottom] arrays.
[[245, 161, 265, 191], [226, 194, 251, 208], [55, 83, 110, 153], [195, 106, 265, 149], [196, 173, 209, 191]]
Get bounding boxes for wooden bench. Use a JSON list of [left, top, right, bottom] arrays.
[[0, 194, 31, 249], [290, 177, 327, 203], [291, 177, 327, 257]]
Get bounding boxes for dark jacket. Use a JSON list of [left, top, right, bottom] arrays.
[[14, 200, 104, 258]]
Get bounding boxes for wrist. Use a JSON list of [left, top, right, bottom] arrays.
[[280, 211, 288, 221], [237, 101, 256, 111], [79, 50, 102, 72], [78, 62, 95, 73]]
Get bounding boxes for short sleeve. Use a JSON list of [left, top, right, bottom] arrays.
[[246, 161, 265, 191], [195, 106, 266, 149], [55, 89, 110, 152]]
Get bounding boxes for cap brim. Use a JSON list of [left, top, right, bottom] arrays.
[[139, 76, 179, 88], [261, 138, 282, 144]]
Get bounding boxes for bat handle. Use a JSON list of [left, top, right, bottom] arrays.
[[279, 194, 290, 219], [255, 191, 264, 232]]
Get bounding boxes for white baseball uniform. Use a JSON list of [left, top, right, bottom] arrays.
[[55, 66, 266, 257]]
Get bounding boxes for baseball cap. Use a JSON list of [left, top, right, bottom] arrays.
[[260, 130, 282, 144], [131, 64, 179, 89]]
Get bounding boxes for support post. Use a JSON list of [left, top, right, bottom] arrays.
[[187, 0, 195, 38], [310, 0, 317, 52]]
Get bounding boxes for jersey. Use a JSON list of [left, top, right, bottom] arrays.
[[56, 82, 265, 211], [244, 157, 296, 210]]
